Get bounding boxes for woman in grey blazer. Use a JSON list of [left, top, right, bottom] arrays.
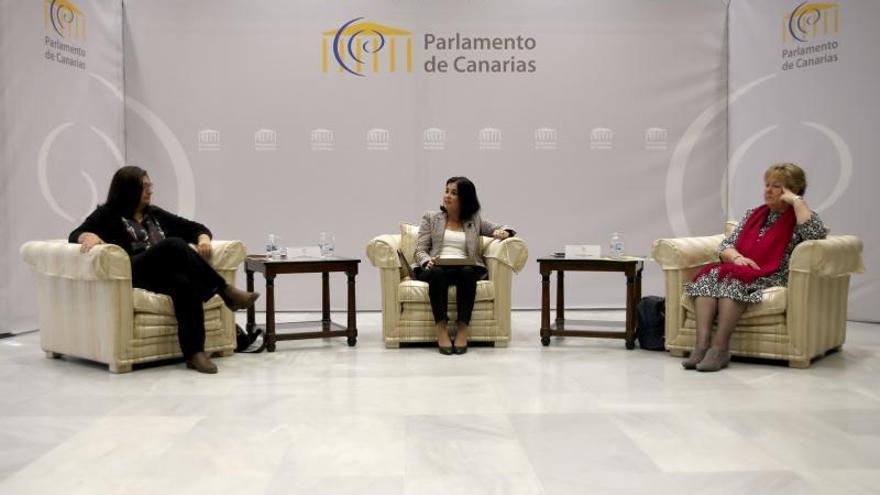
[[414, 176, 515, 354]]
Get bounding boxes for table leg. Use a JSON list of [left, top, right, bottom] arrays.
[[540, 268, 551, 346], [347, 271, 357, 346], [624, 266, 637, 350], [266, 274, 276, 352], [555, 270, 565, 329], [635, 264, 643, 302], [246, 268, 255, 333], [322, 271, 330, 331]]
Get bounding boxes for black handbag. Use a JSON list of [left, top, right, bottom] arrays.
[[234, 324, 265, 353], [635, 296, 666, 351]]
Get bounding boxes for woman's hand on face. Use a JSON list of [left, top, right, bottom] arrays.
[[780, 187, 800, 205], [492, 229, 510, 240], [78, 233, 104, 253], [197, 235, 212, 259]]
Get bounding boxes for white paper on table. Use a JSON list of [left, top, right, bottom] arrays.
[[564, 244, 601, 258], [285, 246, 322, 258]]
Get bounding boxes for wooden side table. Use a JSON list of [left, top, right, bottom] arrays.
[[245, 255, 360, 352], [537, 255, 644, 349]]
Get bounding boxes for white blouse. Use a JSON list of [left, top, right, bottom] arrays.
[[439, 229, 466, 258]]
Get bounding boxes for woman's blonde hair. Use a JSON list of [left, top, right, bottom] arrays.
[[765, 162, 807, 195]]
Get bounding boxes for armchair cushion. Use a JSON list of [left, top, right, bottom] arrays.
[[398, 280, 495, 303], [133, 289, 224, 315], [682, 286, 787, 319], [20, 241, 132, 280], [133, 310, 222, 339], [397, 250, 414, 281], [400, 222, 419, 266], [789, 236, 865, 276]]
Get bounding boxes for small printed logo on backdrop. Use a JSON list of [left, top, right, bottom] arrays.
[[323, 18, 413, 76], [781, 2, 840, 72], [367, 128, 390, 151], [534, 128, 558, 151], [311, 129, 334, 151], [478, 128, 502, 151], [423, 128, 446, 151], [644, 127, 668, 150], [43, 0, 87, 70], [197, 129, 221, 151], [590, 127, 613, 150], [254, 129, 277, 151]]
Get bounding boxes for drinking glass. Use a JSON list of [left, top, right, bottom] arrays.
[[319, 232, 335, 257]]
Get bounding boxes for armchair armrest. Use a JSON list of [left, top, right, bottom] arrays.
[[209, 240, 246, 271], [789, 235, 865, 277], [366, 235, 402, 269], [651, 234, 725, 270], [21, 240, 131, 280], [483, 237, 528, 273]]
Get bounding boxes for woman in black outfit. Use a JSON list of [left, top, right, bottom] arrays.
[[69, 166, 259, 373], [414, 177, 515, 355]]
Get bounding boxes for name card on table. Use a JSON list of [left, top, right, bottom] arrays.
[[564, 244, 601, 259], [285, 246, 322, 258]]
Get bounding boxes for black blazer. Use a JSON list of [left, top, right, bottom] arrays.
[[69, 204, 212, 256]]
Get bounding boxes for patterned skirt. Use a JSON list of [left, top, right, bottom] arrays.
[[683, 266, 780, 305]]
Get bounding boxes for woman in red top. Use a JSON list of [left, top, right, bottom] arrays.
[[683, 163, 827, 371]]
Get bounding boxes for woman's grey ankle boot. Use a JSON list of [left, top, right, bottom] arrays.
[[682, 347, 709, 370], [696, 348, 730, 372]]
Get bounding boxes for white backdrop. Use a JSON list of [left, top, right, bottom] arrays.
[[0, 0, 124, 333], [4, 0, 875, 334], [728, 0, 878, 321], [120, 0, 729, 315]]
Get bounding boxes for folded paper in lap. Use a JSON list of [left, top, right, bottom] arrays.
[[435, 257, 475, 266]]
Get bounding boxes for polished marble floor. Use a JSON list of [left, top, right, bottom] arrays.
[[2, 311, 879, 495]]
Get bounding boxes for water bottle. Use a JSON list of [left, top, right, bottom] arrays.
[[266, 234, 277, 259], [609, 232, 625, 259]]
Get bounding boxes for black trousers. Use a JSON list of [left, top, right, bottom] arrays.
[[130, 238, 226, 358], [416, 265, 487, 325]]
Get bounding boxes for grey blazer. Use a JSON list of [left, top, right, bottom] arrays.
[[414, 210, 514, 270]]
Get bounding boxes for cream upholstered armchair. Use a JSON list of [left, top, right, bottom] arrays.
[[21, 240, 246, 373], [651, 223, 864, 368], [366, 224, 528, 348]]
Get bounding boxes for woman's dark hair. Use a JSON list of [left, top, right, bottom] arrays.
[[441, 176, 481, 221], [105, 165, 147, 217]]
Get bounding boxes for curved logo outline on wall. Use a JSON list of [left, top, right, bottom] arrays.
[[89, 72, 196, 217], [44, 0, 86, 41], [786, 2, 838, 43], [666, 74, 777, 238], [38, 123, 122, 222], [323, 18, 413, 76], [669, 72, 853, 237], [723, 122, 851, 215], [38, 73, 196, 222]]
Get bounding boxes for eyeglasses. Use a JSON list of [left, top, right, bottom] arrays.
[[143, 182, 154, 192]]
